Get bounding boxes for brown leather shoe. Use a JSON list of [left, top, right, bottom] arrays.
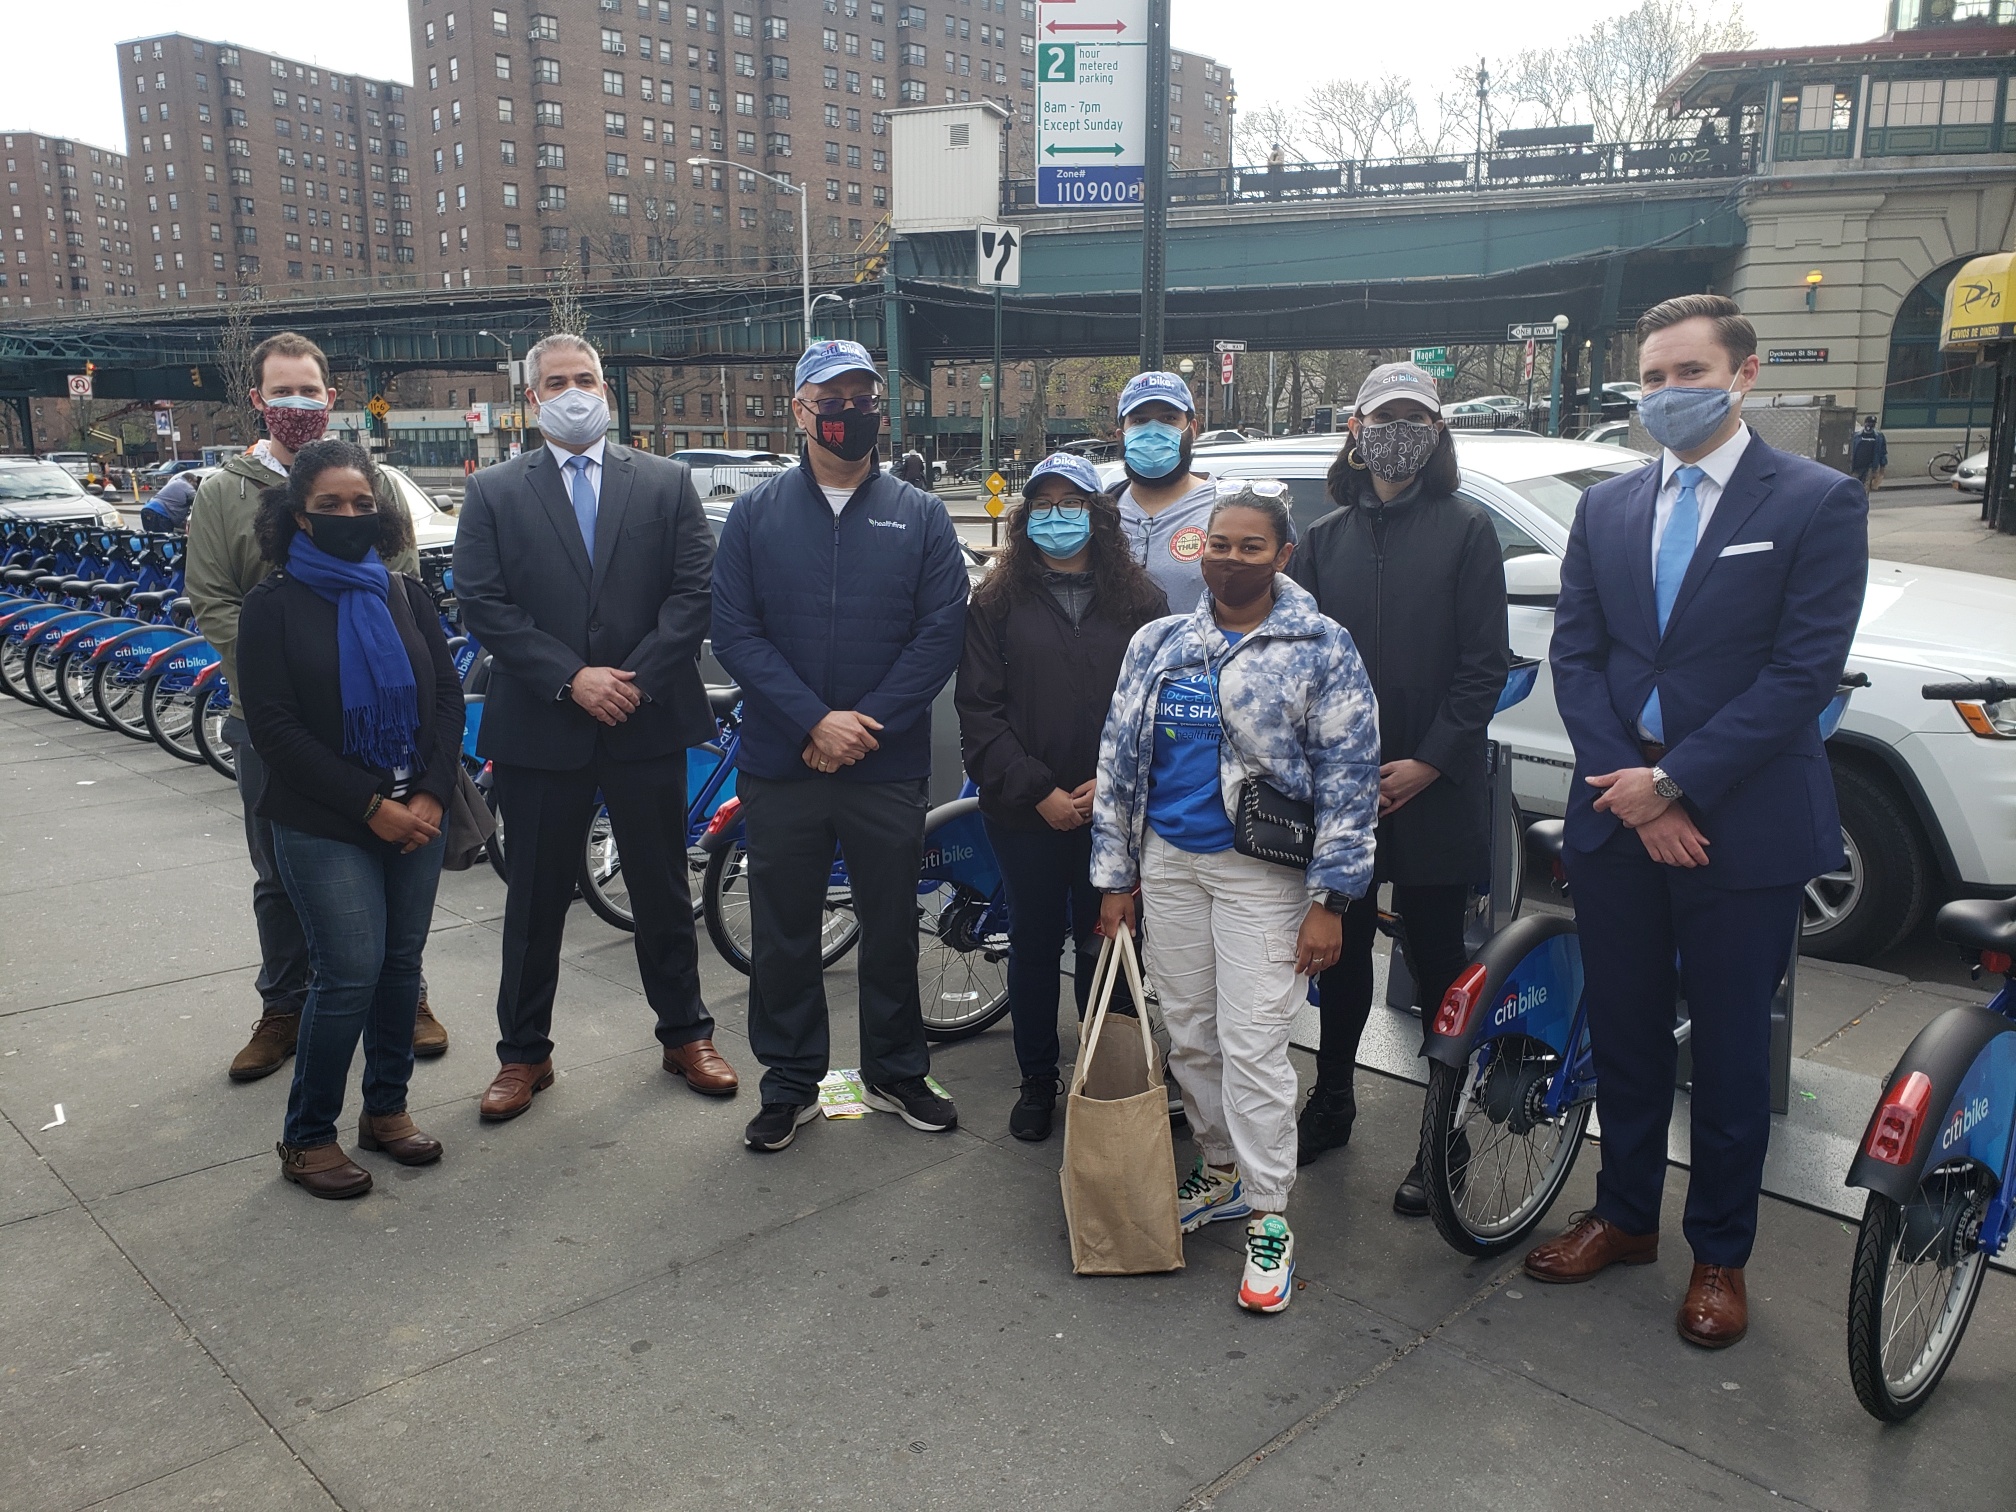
[[1523, 1210, 1660, 1283], [480, 1059, 554, 1121], [357, 1110, 444, 1166], [663, 1038, 740, 1096], [1677, 1263, 1748, 1348], [276, 1141, 373, 1199], [229, 1012, 301, 1082], [411, 994, 448, 1059]]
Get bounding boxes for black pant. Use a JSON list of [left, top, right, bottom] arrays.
[[227, 728, 311, 1019], [1314, 882, 1471, 1085], [740, 773, 929, 1104], [985, 819, 1105, 1083], [492, 756, 712, 1064]]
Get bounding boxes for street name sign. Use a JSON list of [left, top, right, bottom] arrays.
[[1766, 347, 1830, 364], [1034, 0, 1148, 208], [976, 224, 1022, 288], [1508, 322, 1560, 342], [1419, 361, 1456, 380], [1410, 346, 1448, 365]]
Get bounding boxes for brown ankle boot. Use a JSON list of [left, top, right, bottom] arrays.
[[357, 1110, 443, 1166], [411, 994, 449, 1059], [229, 1012, 301, 1082], [276, 1141, 373, 1198]]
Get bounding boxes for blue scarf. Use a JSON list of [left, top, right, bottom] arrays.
[[284, 532, 420, 771]]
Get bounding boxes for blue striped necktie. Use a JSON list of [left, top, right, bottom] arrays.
[[1639, 463, 1705, 744]]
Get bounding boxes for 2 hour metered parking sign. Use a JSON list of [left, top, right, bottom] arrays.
[[1035, 0, 1148, 208]]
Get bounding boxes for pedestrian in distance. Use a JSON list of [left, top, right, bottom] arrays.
[[453, 333, 739, 1123], [1851, 414, 1888, 491], [140, 468, 198, 534], [896, 446, 930, 486], [711, 339, 971, 1153], [956, 452, 1169, 1142], [185, 332, 449, 1085], [1111, 371, 1222, 615], [1093, 483, 1380, 1313], [1287, 362, 1510, 1214], [236, 440, 464, 1198], [1526, 293, 1868, 1348]]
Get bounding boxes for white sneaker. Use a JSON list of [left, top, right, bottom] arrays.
[[1176, 1160, 1252, 1233], [1238, 1215, 1296, 1313]]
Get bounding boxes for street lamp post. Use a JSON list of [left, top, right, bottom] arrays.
[[687, 158, 810, 339], [810, 291, 846, 339], [1547, 312, 1570, 437]]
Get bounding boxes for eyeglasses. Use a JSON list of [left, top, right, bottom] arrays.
[[1226, 478, 1290, 499], [1026, 495, 1096, 520], [795, 394, 883, 417]]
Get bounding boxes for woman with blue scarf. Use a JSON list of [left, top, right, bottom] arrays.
[[237, 440, 465, 1199]]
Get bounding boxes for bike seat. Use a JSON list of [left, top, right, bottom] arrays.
[[130, 590, 170, 614], [33, 575, 67, 594], [93, 581, 136, 605], [1525, 819, 1566, 867], [60, 578, 97, 598], [3, 568, 36, 587], [706, 683, 742, 719], [1934, 897, 2016, 956]]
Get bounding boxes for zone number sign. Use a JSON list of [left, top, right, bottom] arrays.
[[1035, 0, 1149, 208]]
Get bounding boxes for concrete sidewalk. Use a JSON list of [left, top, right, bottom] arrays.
[[4, 698, 2014, 1512]]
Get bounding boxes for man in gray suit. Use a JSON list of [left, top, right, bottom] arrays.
[[453, 332, 740, 1121]]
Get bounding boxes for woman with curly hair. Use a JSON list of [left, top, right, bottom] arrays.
[[955, 452, 1169, 1141], [236, 438, 464, 1199]]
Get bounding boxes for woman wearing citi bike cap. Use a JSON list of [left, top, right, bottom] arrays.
[[1288, 362, 1510, 1214], [1092, 482, 1379, 1312]]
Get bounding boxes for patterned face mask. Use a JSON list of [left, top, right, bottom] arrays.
[[1358, 419, 1441, 482]]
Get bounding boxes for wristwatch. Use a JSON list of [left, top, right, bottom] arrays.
[[1650, 766, 1684, 802], [1316, 891, 1353, 916]]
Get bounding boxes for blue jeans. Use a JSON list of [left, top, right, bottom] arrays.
[[271, 825, 446, 1149], [984, 820, 1107, 1084]]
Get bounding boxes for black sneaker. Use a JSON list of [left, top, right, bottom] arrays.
[[1009, 1076, 1059, 1142], [1394, 1130, 1470, 1216], [863, 1076, 958, 1132], [1296, 1083, 1357, 1167], [743, 1101, 818, 1152]]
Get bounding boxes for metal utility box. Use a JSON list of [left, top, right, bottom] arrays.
[[889, 101, 1011, 236], [1629, 394, 1857, 473]]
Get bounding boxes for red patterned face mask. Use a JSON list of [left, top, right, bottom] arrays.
[[261, 398, 330, 451]]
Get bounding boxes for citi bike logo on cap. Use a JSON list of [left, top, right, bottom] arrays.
[[1938, 1095, 1991, 1152], [1492, 982, 1548, 1027]]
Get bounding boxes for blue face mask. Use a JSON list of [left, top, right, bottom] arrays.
[[1638, 378, 1742, 454], [1025, 503, 1091, 559], [1122, 419, 1186, 481]]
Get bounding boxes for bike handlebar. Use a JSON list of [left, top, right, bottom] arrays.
[[1923, 679, 2015, 702]]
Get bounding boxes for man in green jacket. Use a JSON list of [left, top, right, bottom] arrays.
[[184, 331, 448, 1080]]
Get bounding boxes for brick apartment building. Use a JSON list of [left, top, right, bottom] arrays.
[[0, 133, 134, 313]]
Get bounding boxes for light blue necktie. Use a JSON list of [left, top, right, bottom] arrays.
[[1639, 463, 1705, 744], [566, 453, 597, 561]]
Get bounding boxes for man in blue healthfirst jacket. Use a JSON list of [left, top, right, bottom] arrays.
[[1525, 295, 1867, 1351], [711, 340, 971, 1153]]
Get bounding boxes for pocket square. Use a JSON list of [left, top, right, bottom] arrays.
[[1719, 541, 1773, 558]]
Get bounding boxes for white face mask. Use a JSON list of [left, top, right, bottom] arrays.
[[535, 385, 610, 448]]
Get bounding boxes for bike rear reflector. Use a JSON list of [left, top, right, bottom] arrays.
[[1864, 1070, 1933, 1166], [1430, 963, 1490, 1039], [702, 796, 743, 842], [1982, 950, 2013, 976]]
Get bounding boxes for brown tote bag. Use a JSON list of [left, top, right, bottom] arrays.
[[1059, 929, 1185, 1276]]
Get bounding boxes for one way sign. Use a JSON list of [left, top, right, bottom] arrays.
[[976, 224, 1021, 289]]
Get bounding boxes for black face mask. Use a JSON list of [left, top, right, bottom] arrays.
[[302, 511, 380, 563], [809, 406, 881, 463]]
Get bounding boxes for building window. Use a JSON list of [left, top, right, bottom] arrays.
[[607, 111, 627, 135], [498, 97, 515, 123], [529, 13, 559, 41], [536, 143, 567, 169], [601, 27, 624, 52], [735, 91, 756, 115], [604, 69, 626, 95], [492, 9, 509, 36], [607, 151, 629, 175], [499, 139, 518, 164], [502, 181, 519, 206], [609, 192, 630, 215], [1883, 256, 1999, 429], [495, 54, 511, 80], [534, 59, 561, 85]]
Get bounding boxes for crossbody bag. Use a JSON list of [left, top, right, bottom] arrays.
[[1205, 651, 1316, 871]]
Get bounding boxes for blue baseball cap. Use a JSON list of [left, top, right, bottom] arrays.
[[1025, 452, 1104, 496], [1117, 370, 1196, 418], [794, 338, 881, 389]]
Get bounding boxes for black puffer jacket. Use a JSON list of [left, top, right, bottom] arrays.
[[1289, 481, 1509, 885]]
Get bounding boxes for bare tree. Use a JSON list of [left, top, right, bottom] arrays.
[[1234, 103, 1303, 167], [1302, 78, 1429, 161], [1561, 0, 1754, 143], [216, 277, 265, 409], [546, 259, 589, 337]]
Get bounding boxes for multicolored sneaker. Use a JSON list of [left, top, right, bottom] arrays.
[[1176, 1160, 1252, 1233], [1238, 1215, 1296, 1313]]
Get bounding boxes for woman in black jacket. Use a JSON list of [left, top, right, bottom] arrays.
[[1287, 363, 1510, 1212], [237, 439, 465, 1199], [956, 453, 1168, 1141]]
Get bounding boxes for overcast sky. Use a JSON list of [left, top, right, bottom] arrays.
[[0, 0, 1894, 152]]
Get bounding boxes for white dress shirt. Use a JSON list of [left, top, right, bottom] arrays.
[[1650, 423, 1750, 573], [546, 437, 607, 509]]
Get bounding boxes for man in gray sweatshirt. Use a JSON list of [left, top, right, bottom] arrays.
[[1110, 371, 1219, 614]]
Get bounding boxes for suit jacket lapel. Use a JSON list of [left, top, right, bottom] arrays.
[[1662, 429, 1775, 643], [526, 446, 592, 587], [1622, 460, 1661, 648], [589, 445, 635, 601]]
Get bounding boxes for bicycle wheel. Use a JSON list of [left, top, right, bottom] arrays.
[[578, 805, 634, 932], [25, 640, 67, 714], [916, 879, 1012, 1041], [701, 839, 859, 974], [1846, 1167, 1993, 1421], [142, 675, 204, 763], [1928, 450, 1961, 482], [1421, 1034, 1594, 1258], [192, 685, 236, 780], [93, 660, 153, 740], [0, 632, 33, 703], [58, 648, 109, 728]]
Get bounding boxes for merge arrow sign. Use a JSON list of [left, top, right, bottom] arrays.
[[1047, 19, 1126, 32], [1044, 143, 1126, 157]]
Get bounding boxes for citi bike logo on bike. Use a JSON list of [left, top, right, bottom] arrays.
[[1493, 982, 1548, 1028], [1938, 1095, 1992, 1153]]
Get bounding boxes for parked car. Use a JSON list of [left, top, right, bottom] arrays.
[[0, 457, 126, 528], [1470, 395, 1530, 415], [1954, 450, 1989, 494], [377, 463, 458, 551], [1192, 428, 1254, 448], [1443, 399, 1514, 427], [670, 448, 791, 498], [1575, 420, 1654, 452], [1103, 432, 2016, 963]]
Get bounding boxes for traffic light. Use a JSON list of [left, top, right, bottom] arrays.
[[84, 360, 96, 376], [189, 367, 203, 388]]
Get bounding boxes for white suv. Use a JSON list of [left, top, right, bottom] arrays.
[[1109, 433, 2016, 963]]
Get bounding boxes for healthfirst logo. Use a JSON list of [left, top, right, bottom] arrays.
[[1492, 982, 1548, 1028], [1939, 1095, 1992, 1153]]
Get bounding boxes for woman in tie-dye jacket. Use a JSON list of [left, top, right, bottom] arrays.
[[1092, 483, 1380, 1314]]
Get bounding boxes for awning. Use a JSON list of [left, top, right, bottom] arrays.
[[1942, 249, 2014, 348]]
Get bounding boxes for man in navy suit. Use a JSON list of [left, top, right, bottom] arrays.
[[1524, 295, 1867, 1348]]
